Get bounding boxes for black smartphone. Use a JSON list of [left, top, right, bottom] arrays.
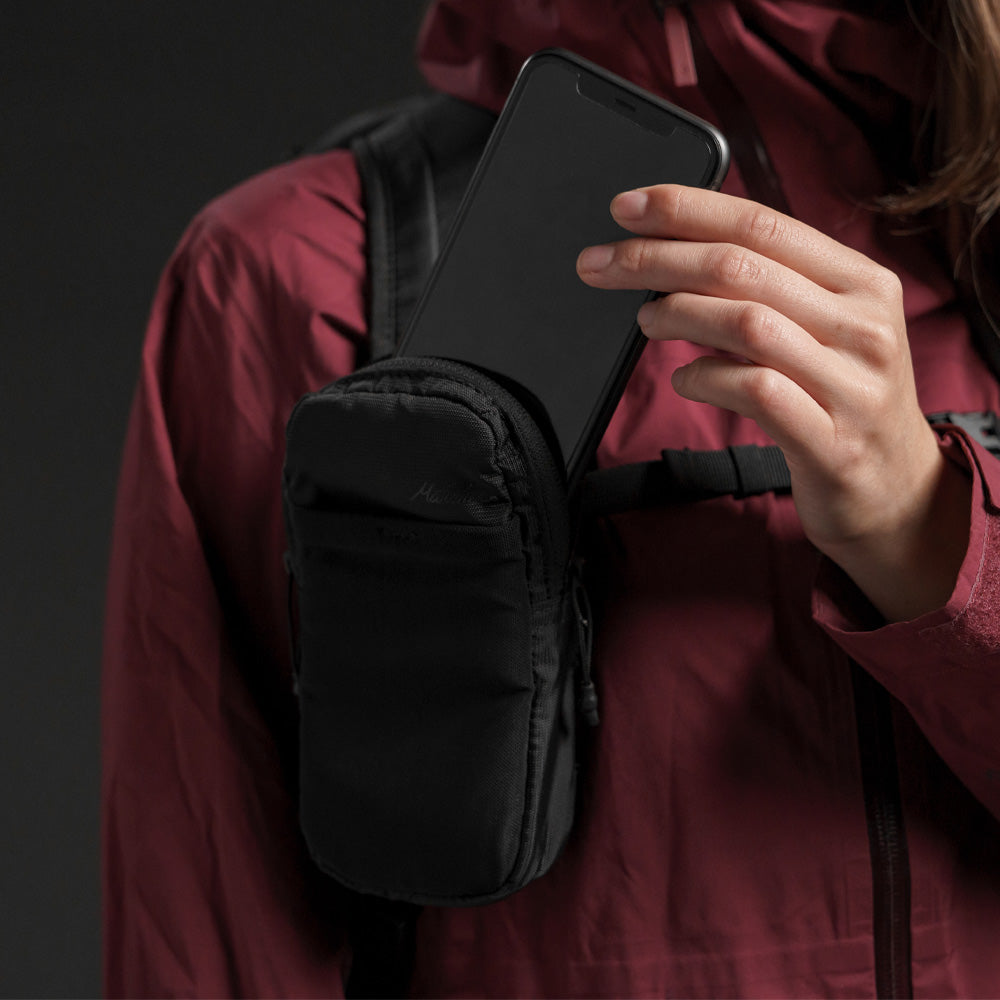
[[397, 48, 729, 487]]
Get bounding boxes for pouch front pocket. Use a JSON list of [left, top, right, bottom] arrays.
[[291, 505, 535, 902]]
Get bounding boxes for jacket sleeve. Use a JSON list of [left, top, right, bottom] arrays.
[[814, 428, 1000, 819], [102, 153, 366, 998]]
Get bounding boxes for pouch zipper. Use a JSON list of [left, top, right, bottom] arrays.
[[572, 564, 600, 727], [340, 355, 572, 597], [392, 357, 601, 728], [283, 551, 301, 697], [353, 356, 580, 893], [291, 354, 578, 899]]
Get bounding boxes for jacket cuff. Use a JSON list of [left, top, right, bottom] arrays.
[[812, 427, 1000, 677]]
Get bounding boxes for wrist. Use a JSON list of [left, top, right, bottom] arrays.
[[820, 446, 972, 624]]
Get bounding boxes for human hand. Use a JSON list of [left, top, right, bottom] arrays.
[[576, 184, 971, 622]]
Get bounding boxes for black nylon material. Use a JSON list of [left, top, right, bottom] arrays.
[[284, 356, 585, 906], [307, 93, 496, 363]]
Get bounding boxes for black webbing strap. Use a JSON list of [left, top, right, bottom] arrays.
[[345, 895, 421, 999], [308, 94, 494, 1000], [302, 93, 496, 365], [578, 410, 1000, 521], [579, 443, 792, 519], [350, 114, 438, 364], [347, 94, 495, 362]]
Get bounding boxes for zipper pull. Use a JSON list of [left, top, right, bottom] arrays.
[[663, 5, 698, 88], [572, 568, 600, 727]]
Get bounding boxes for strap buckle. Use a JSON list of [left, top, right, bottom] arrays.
[[927, 411, 1000, 459]]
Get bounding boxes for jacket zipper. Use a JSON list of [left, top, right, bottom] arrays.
[[851, 661, 914, 999], [675, 7, 914, 994]]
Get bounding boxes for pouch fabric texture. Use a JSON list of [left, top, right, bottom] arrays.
[[283, 355, 593, 906]]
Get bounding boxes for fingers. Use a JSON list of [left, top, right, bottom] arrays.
[[571, 185, 951, 601], [671, 354, 833, 459], [649, 290, 840, 449], [571, 182, 913, 466], [638, 292, 839, 409], [578, 235, 845, 346], [605, 184, 885, 295]]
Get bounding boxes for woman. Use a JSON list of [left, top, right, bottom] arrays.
[[103, 0, 1000, 995]]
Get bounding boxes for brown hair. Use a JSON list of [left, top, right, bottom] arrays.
[[886, 0, 1000, 284]]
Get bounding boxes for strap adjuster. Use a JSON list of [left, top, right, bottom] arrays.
[[927, 411, 1000, 459]]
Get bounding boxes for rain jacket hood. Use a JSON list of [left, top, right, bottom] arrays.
[[417, 0, 926, 116], [415, 0, 941, 310]]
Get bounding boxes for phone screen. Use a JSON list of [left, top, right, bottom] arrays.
[[398, 50, 728, 482]]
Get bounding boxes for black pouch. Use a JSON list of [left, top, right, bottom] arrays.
[[282, 356, 596, 906]]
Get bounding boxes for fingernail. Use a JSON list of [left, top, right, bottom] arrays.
[[637, 301, 656, 328], [578, 244, 615, 272], [612, 189, 648, 220]]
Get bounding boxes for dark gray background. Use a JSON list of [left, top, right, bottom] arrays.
[[2, 4, 426, 994]]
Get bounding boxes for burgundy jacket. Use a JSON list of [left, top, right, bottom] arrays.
[[103, 0, 1000, 995]]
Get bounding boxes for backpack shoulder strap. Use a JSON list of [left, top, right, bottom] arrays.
[[299, 95, 495, 1000], [578, 410, 1000, 520], [307, 92, 497, 363], [579, 444, 792, 520]]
